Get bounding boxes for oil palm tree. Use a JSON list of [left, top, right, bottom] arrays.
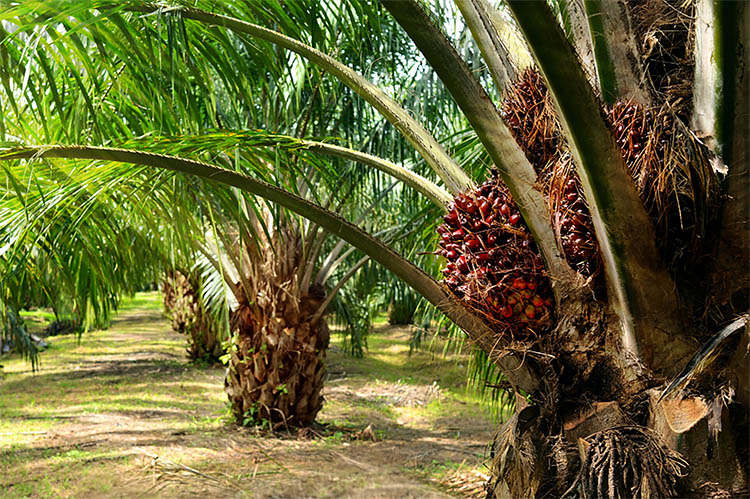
[[1, 0, 747, 496], [0, 0, 442, 426]]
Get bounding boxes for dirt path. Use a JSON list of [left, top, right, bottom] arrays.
[[1, 294, 495, 498]]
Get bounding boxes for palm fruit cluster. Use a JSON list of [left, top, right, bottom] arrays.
[[609, 102, 652, 162], [437, 175, 554, 339], [503, 70, 717, 278], [501, 68, 561, 172], [502, 68, 602, 278], [547, 158, 601, 277], [437, 69, 718, 340], [606, 101, 719, 270]]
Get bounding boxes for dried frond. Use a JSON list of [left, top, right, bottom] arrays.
[[487, 412, 543, 498]]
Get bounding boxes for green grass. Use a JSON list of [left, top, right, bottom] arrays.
[[1, 292, 499, 497]]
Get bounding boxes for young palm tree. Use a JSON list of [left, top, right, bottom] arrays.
[[1, 0, 747, 495]]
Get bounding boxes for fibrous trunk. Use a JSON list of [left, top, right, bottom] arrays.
[[162, 270, 224, 363], [442, 68, 745, 497], [223, 246, 329, 427]]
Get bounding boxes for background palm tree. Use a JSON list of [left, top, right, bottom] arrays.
[[1, 0, 747, 496]]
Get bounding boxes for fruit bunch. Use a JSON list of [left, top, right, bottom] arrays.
[[437, 176, 554, 339], [548, 158, 601, 277], [502, 68, 602, 278], [501, 68, 561, 173], [441, 71, 719, 341], [609, 102, 653, 163], [606, 101, 719, 269]]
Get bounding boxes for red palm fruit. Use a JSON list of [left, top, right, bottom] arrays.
[[500, 204, 511, 216], [486, 214, 496, 224], [456, 255, 469, 273], [525, 305, 536, 319], [479, 200, 491, 217], [473, 220, 484, 230], [444, 210, 459, 226], [446, 250, 458, 260], [487, 233, 497, 245], [452, 229, 465, 240], [508, 294, 518, 305], [521, 289, 533, 299], [455, 194, 468, 210], [466, 237, 480, 250], [447, 262, 456, 271], [501, 304, 513, 318], [441, 232, 451, 242], [509, 214, 522, 225], [476, 252, 489, 263], [532, 295, 544, 307], [527, 280, 537, 290], [512, 278, 527, 290], [465, 201, 477, 214], [442, 268, 451, 276]]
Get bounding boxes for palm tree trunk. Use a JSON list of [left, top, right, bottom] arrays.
[[486, 300, 749, 498], [225, 287, 328, 427], [163, 270, 224, 363]]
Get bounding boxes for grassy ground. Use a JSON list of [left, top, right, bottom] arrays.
[[1, 292, 498, 498]]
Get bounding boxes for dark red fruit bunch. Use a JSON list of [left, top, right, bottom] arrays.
[[605, 101, 719, 270], [549, 159, 601, 278], [437, 176, 554, 339]]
